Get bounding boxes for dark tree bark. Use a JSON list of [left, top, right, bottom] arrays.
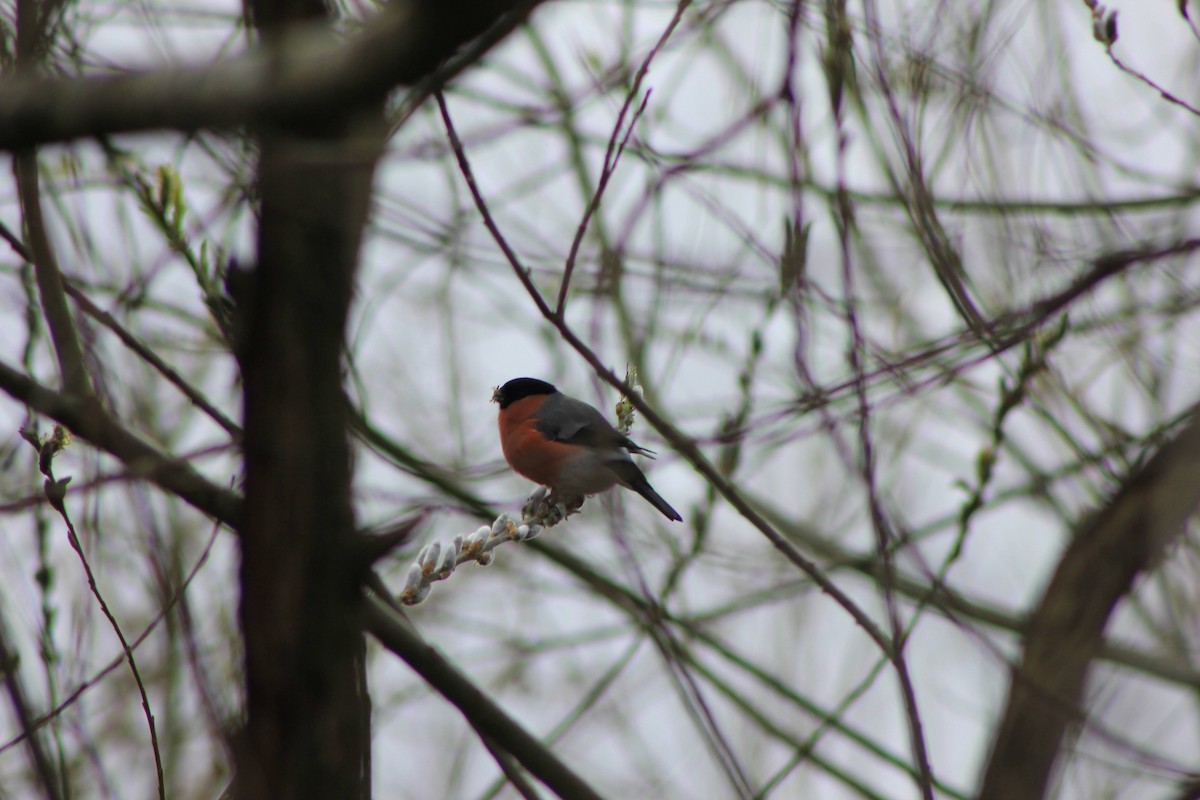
[[234, 124, 384, 798], [978, 414, 1200, 800], [232, 0, 384, 797], [230, 2, 543, 796]]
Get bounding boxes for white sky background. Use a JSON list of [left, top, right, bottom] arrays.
[[0, 0, 1199, 798]]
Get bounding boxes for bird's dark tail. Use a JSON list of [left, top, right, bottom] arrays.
[[610, 460, 683, 521], [629, 475, 682, 522]]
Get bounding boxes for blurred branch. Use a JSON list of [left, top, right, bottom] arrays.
[[1026, 239, 1200, 322], [775, 238, 1200, 427], [821, 185, 1200, 215], [349, 405, 491, 517], [859, 0, 986, 344], [979, 410, 1200, 800], [746, 477, 1200, 690], [0, 203, 236, 442], [0, 523, 221, 759], [0, 0, 544, 149], [0, 608, 62, 800], [478, 734, 543, 800], [0, 358, 242, 524], [13, 155, 91, 398], [62, 282, 243, 441], [12, 0, 91, 398], [362, 599, 607, 800]]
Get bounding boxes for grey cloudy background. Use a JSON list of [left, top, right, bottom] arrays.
[[1, 0, 1199, 798]]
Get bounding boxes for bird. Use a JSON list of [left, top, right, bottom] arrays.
[[492, 377, 682, 522]]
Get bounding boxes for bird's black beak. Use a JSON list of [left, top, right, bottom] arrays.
[[491, 386, 502, 404]]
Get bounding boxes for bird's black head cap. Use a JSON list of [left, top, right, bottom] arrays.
[[492, 377, 557, 409]]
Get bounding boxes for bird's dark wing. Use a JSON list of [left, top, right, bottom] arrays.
[[534, 393, 653, 455]]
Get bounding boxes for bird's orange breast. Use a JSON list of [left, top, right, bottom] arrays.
[[498, 395, 577, 488]]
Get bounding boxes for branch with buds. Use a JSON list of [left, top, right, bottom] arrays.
[[396, 369, 646, 606], [1085, 0, 1200, 117]]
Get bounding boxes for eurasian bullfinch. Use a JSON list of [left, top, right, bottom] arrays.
[[492, 377, 682, 522]]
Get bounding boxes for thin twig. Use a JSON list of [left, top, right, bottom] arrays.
[[479, 735, 543, 800], [62, 282, 243, 440], [23, 435, 167, 800], [831, 6, 935, 790], [1103, 45, 1200, 117], [1183, 0, 1200, 45], [555, 91, 651, 316], [0, 514, 222, 755], [554, 0, 689, 315]]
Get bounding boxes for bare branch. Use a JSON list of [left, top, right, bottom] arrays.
[[21, 432, 166, 800], [0, 358, 241, 524], [13, 155, 91, 398], [553, 0, 688, 316], [62, 283, 242, 441], [979, 411, 1200, 800], [0, 0, 545, 149], [362, 599, 607, 800]]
